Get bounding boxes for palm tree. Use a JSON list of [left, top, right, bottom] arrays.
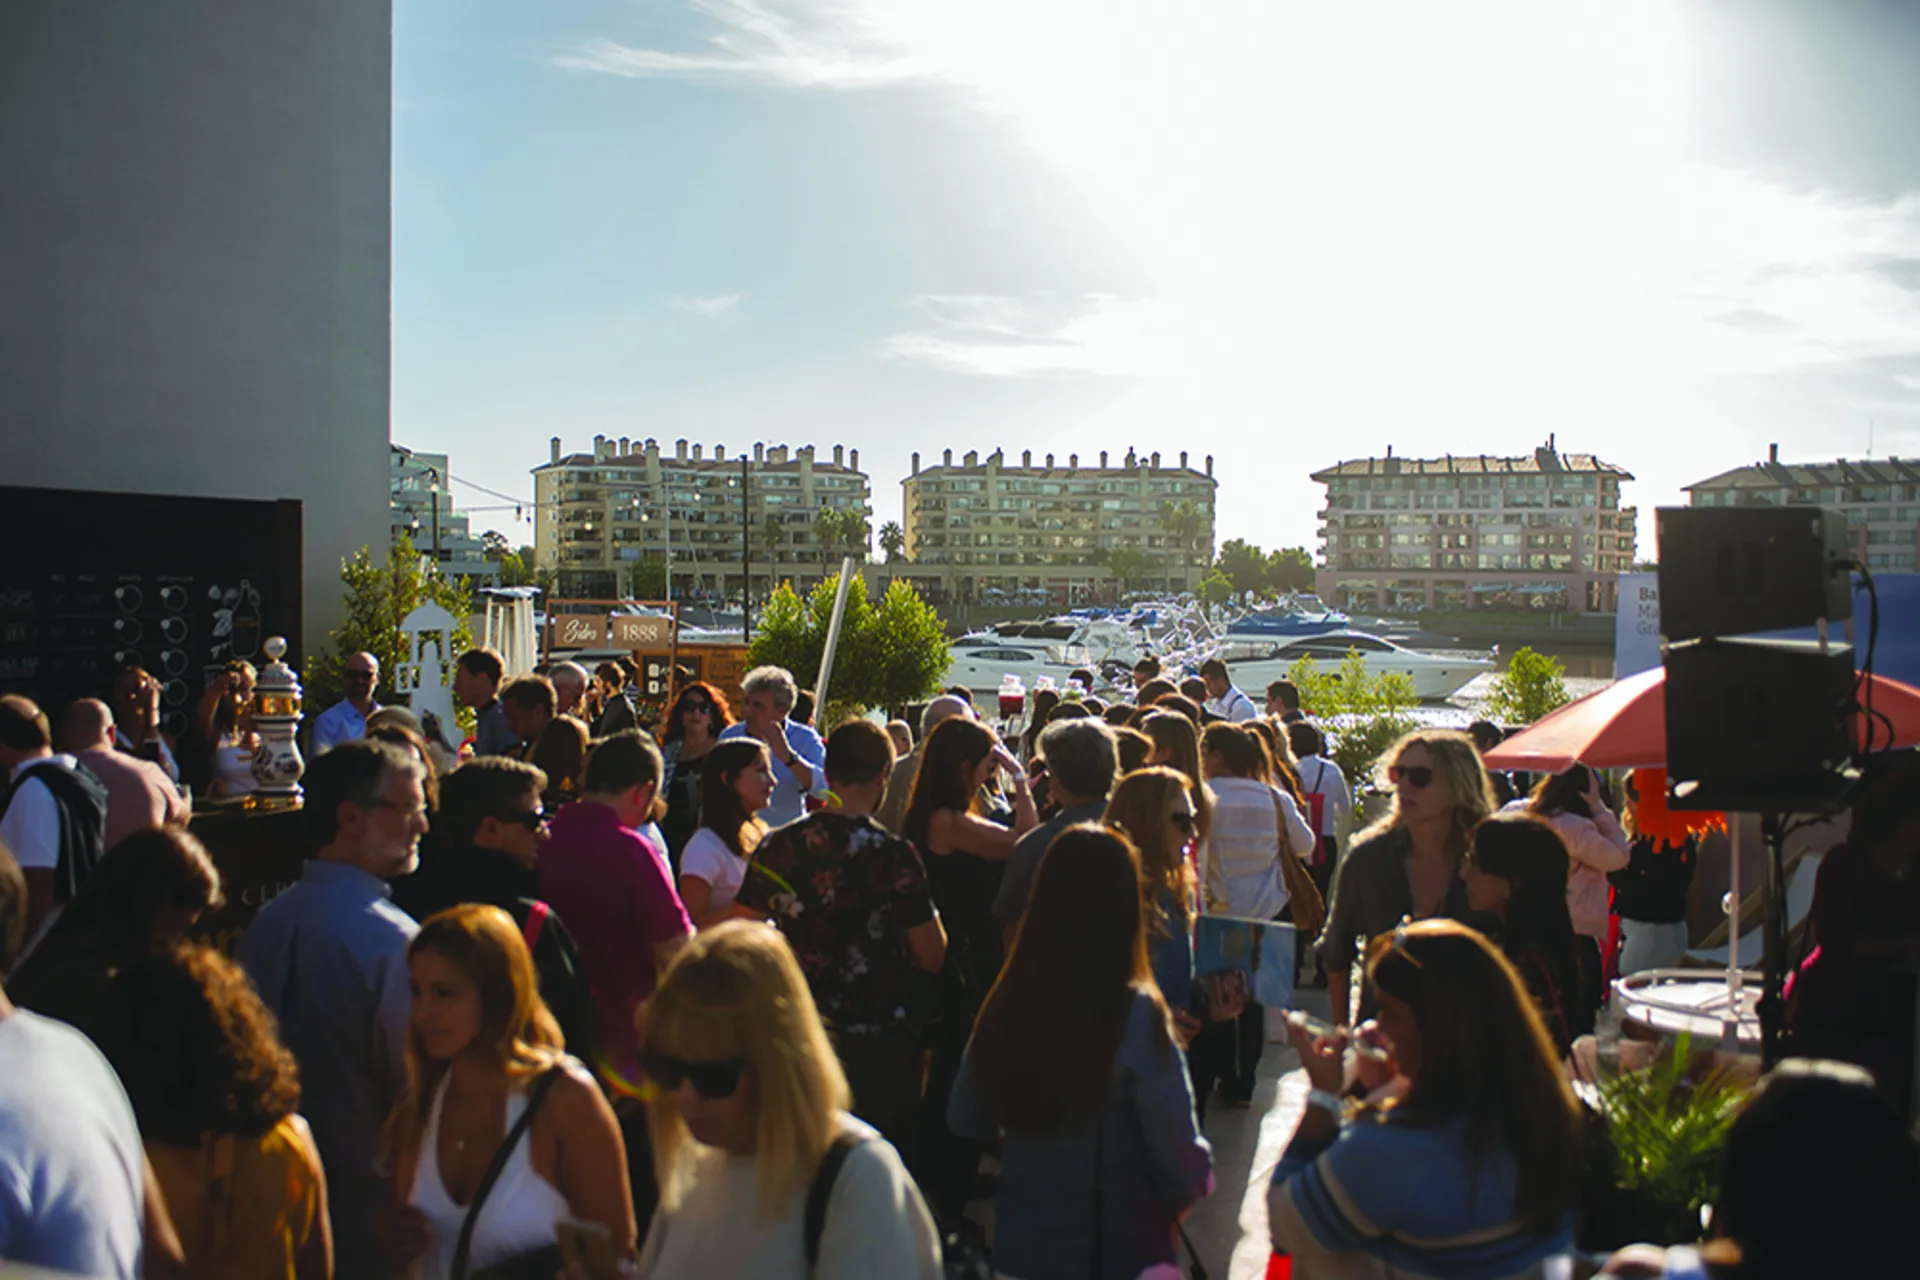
[[879, 520, 906, 563], [813, 506, 841, 570], [1160, 500, 1207, 589], [760, 514, 784, 594]]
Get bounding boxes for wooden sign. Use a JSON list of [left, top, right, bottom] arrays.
[[611, 614, 671, 649], [552, 613, 607, 649]]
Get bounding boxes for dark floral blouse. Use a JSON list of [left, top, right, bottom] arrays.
[[736, 811, 940, 1037]]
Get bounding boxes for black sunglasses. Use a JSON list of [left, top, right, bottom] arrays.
[[497, 810, 545, 831], [1168, 811, 1197, 833], [640, 1051, 746, 1099], [681, 700, 713, 714], [345, 669, 377, 681], [1388, 764, 1434, 789]]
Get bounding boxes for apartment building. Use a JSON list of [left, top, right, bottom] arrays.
[[1313, 439, 1636, 614], [391, 445, 497, 581], [901, 446, 1217, 603], [1687, 445, 1920, 572], [532, 435, 872, 599]]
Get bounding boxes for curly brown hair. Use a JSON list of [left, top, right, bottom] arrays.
[[94, 944, 301, 1146]]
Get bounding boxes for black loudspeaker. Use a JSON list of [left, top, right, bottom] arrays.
[[1664, 638, 1859, 811], [1657, 507, 1852, 643]]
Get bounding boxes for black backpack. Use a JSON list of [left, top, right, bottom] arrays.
[[0, 758, 108, 905], [803, 1132, 992, 1280]]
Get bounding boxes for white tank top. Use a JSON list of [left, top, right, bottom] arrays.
[[409, 1074, 572, 1279]]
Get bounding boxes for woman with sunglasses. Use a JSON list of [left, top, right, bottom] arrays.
[[1523, 764, 1629, 1039], [1104, 768, 1209, 1048], [678, 738, 775, 929], [379, 904, 634, 1279], [658, 681, 733, 869], [1462, 812, 1580, 1058], [949, 825, 1213, 1280], [1269, 919, 1582, 1278], [637, 922, 941, 1277], [1317, 730, 1495, 1027]]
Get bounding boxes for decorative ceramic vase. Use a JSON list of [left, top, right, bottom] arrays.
[[250, 636, 304, 804]]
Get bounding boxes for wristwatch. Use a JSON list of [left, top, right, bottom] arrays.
[[1305, 1088, 1344, 1116]]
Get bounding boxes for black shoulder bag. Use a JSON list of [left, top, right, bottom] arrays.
[[452, 1067, 566, 1280]]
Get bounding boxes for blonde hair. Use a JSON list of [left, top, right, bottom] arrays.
[[1358, 729, 1495, 859], [642, 922, 850, 1217], [384, 905, 564, 1171]]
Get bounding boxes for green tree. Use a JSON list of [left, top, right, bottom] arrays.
[[1482, 646, 1572, 725], [498, 547, 537, 587], [480, 529, 511, 561], [813, 507, 841, 569], [1095, 546, 1154, 590], [879, 520, 906, 564], [627, 555, 668, 600], [1287, 648, 1417, 784], [306, 535, 476, 728], [1215, 538, 1269, 596], [1267, 546, 1316, 593], [748, 574, 950, 717], [1197, 568, 1235, 606], [760, 515, 785, 590]]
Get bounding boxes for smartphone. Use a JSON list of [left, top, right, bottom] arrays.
[[1285, 1010, 1393, 1063], [556, 1218, 622, 1278]]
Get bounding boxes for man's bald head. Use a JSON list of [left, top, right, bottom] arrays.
[[56, 699, 115, 753], [919, 694, 973, 739]]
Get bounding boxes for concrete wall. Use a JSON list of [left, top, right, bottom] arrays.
[[0, 1, 393, 658]]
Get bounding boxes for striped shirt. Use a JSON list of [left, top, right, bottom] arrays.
[[1268, 1111, 1571, 1279]]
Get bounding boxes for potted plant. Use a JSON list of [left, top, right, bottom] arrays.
[[1577, 1034, 1747, 1253]]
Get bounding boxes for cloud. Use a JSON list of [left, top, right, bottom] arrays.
[[881, 294, 1181, 378], [672, 294, 742, 317], [550, 1, 926, 89]]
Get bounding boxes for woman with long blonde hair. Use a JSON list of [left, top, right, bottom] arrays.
[[377, 905, 633, 1279], [638, 923, 940, 1277], [1316, 729, 1496, 1026]]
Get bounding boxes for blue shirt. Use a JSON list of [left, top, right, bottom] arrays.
[[949, 988, 1214, 1280], [472, 698, 519, 757], [1270, 1110, 1573, 1279], [310, 697, 378, 754], [991, 799, 1109, 926], [718, 719, 826, 827], [236, 859, 417, 1280], [1147, 888, 1195, 1011]]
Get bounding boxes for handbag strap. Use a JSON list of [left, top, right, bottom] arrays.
[[450, 1067, 564, 1280], [803, 1130, 864, 1272], [1090, 1096, 1208, 1280]]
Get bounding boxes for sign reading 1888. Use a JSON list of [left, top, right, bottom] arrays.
[[612, 615, 671, 648]]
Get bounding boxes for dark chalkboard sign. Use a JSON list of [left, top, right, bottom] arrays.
[[0, 486, 302, 734]]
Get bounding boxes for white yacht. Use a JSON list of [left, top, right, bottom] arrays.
[[1218, 630, 1494, 702]]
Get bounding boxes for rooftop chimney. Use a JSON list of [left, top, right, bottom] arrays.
[[849, 448, 859, 473], [1179, 450, 1188, 470], [755, 443, 766, 464], [715, 445, 726, 461], [692, 444, 703, 461], [1126, 448, 1138, 469], [1206, 455, 1214, 477], [1769, 442, 1780, 464], [964, 450, 978, 467], [833, 445, 844, 467], [1100, 450, 1109, 468], [911, 452, 920, 475], [1069, 453, 1079, 469], [1150, 451, 1161, 469], [944, 448, 953, 466], [619, 436, 630, 456], [550, 437, 561, 465], [676, 438, 688, 461], [1046, 453, 1055, 468], [1022, 449, 1031, 467]]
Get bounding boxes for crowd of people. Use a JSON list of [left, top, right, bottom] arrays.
[[0, 646, 1916, 1279]]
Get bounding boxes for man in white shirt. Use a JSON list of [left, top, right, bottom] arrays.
[[310, 651, 381, 755], [0, 696, 107, 943], [1199, 658, 1259, 723], [1287, 720, 1351, 871], [0, 846, 185, 1278]]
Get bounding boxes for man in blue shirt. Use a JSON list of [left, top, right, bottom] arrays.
[[237, 740, 429, 1280], [310, 650, 381, 754], [718, 665, 825, 827], [455, 646, 519, 757]]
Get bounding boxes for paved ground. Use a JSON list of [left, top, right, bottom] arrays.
[[1182, 991, 1325, 1280]]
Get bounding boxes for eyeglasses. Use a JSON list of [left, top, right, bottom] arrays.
[[1168, 811, 1197, 834], [1387, 764, 1434, 789], [345, 669, 377, 682], [497, 810, 545, 831], [639, 1051, 746, 1099], [374, 799, 431, 823], [682, 702, 712, 714]]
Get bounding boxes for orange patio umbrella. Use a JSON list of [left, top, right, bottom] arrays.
[[1480, 666, 1920, 775]]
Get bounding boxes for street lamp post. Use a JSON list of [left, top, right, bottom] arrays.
[[740, 456, 752, 643]]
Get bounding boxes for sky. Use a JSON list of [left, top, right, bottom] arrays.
[[392, 0, 1920, 561]]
